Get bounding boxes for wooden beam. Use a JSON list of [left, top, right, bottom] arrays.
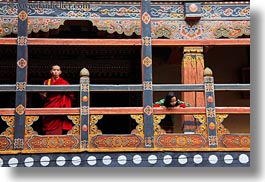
[[152, 39, 250, 46], [0, 107, 250, 115], [0, 38, 250, 46]]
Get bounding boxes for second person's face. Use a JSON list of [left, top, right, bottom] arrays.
[[170, 96, 177, 106], [50, 65, 62, 79]]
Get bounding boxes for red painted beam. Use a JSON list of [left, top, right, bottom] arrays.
[[0, 107, 250, 115]]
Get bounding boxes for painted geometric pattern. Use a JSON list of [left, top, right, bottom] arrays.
[[0, 136, 12, 150], [145, 136, 154, 147], [16, 82, 26, 91], [144, 105, 152, 116], [0, 116, 15, 138], [81, 106, 88, 115], [201, 4, 250, 19], [17, 36, 27, 45], [143, 81, 152, 90], [130, 114, 144, 137], [156, 134, 207, 148], [143, 56, 152, 67], [17, 58, 27, 69], [0, 17, 17, 36], [153, 115, 166, 135], [206, 107, 216, 118], [91, 19, 140, 36], [0, 2, 250, 38], [194, 114, 233, 147], [23, 115, 80, 150], [14, 138, 24, 149], [25, 135, 79, 150], [220, 134, 250, 148], [0, 17, 65, 37], [1, 17, 250, 39], [91, 135, 143, 148], [182, 54, 204, 69], [142, 36, 151, 46], [205, 83, 214, 92], [209, 135, 218, 146], [81, 83, 89, 92], [151, 20, 250, 39], [15, 104, 25, 115], [18, 10, 27, 21], [27, 18, 65, 33], [89, 115, 103, 135], [0, 151, 250, 167], [0, 3, 249, 20], [24, 116, 39, 140], [0, 116, 14, 151], [92, 20, 250, 39], [142, 12, 151, 24]]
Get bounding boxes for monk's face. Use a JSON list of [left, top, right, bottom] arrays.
[[50, 65, 62, 79]]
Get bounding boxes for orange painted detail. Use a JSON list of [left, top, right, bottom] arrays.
[[91, 135, 143, 148], [156, 134, 206, 148], [209, 122, 216, 130], [207, 96, 214, 103], [189, 4, 198, 12], [220, 134, 250, 148], [82, 96, 88, 102], [25, 135, 79, 150], [82, 124, 88, 132], [0, 137, 12, 150]]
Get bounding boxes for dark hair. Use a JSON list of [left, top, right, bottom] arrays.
[[164, 92, 178, 107], [51, 65, 61, 69]]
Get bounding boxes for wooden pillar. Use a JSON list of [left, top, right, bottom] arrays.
[[141, 0, 153, 148], [181, 46, 205, 133], [203, 68, 218, 148], [14, 0, 28, 150], [80, 68, 90, 149]]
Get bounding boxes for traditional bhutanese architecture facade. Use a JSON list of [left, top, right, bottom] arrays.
[[0, 0, 250, 167]]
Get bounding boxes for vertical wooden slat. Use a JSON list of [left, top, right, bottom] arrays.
[[141, 0, 154, 148], [80, 68, 90, 149], [14, 0, 28, 150], [195, 53, 205, 107], [203, 68, 218, 148]]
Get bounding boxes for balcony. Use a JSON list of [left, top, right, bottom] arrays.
[[0, 68, 250, 167]]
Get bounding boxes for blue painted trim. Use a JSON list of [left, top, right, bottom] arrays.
[[0, 151, 250, 167]]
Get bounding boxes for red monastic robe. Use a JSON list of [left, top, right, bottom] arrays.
[[42, 77, 74, 132]]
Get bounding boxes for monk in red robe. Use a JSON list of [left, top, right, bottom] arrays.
[[40, 65, 74, 135]]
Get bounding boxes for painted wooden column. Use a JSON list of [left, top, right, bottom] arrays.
[[14, 0, 28, 150], [181, 46, 205, 133], [141, 0, 153, 148], [79, 68, 90, 149], [203, 68, 218, 148]]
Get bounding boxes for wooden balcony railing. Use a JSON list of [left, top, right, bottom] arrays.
[[0, 67, 250, 154]]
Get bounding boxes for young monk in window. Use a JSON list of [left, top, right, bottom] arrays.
[[154, 92, 190, 133], [40, 65, 74, 135]]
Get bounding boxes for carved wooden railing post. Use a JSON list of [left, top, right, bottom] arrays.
[[203, 67, 218, 148], [141, 0, 154, 148], [80, 68, 90, 149], [14, 0, 28, 150]]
